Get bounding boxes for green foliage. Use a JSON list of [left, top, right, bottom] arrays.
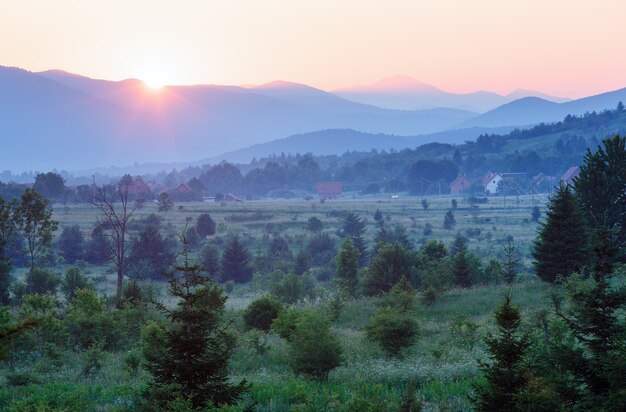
[[123, 349, 142, 376], [66, 288, 119, 349], [363, 243, 415, 296], [547, 227, 626, 410], [0, 258, 10, 305], [126, 225, 174, 280], [532, 186, 587, 283], [275, 309, 343, 380], [243, 295, 282, 332], [365, 279, 419, 357], [575, 135, 626, 243], [157, 192, 173, 212], [472, 293, 529, 412], [61, 266, 93, 303], [56, 225, 85, 264], [81, 342, 105, 377], [501, 239, 520, 284], [306, 216, 323, 233], [13, 189, 58, 270], [336, 238, 360, 297], [221, 237, 253, 283], [142, 242, 246, 409], [199, 244, 220, 278], [293, 249, 310, 276], [270, 273, 306, 304], [443, 210, 456, 230], [195, 213, 216, 237], [25, 268, 60, 295]]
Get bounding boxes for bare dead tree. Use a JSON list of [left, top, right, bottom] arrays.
[[91, 181, 136, 299]]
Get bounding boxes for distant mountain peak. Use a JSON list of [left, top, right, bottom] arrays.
[[335, 75, 442, 94]]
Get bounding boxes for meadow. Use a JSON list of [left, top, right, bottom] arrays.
[[1, 193, 552, 411]]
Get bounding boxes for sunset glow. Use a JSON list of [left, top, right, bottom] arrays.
[[1, 0, 625, 97]]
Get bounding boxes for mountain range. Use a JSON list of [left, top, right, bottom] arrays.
[[0, 66, 625, 174], [333, 75, 571, 111]]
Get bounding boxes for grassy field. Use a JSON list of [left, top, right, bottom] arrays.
[[1, 193, 553, 411]]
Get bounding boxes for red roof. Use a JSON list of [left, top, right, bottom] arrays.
[[126, 176, 151, 195], [174, 183, 193, 193], [316, 182, 343, 194]]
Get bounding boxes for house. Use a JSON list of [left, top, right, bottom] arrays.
[[316, 182, 343, 201], [484, 173, 503, 194], [125, 176, 151, 197], [224, 193, 244, 202], [450, 175, 471, 195], [560, 166, 580, 187]]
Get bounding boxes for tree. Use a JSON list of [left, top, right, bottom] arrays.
[[365, 278, 419, 357], [532, 186, 587, 283], [61, 266, 93, 303], [92, 182, 136, 299], [617, 101, 624, 112], [293, 249, 310, 276], [0, 196, 15, 305], [501, 239, 520, 284], [142, 237, 246, 408], [126, 225, 174, 280], [56, 225, 85, 264], [243, 295, 282, 332], [453, 148, 463, 166], [195, 213, 216, 238], [336, 238, 359, 297], [221, 237, 253, 283], [363, 243, 415, 295], [549, 226, 626, 410], [200, 244, 220, 277], [373, 209, 383, 222], [306, 216, 323, 233], [13, 189, 58, 272], [273, 309, 342, 381], [574, 135, 626, 243], [443, 210, 456, 230], [342, 212, 365, 237], [33, 172, 67, 202], [472, 293, 529, 412], [157, 192, 173, 212], [421, 198, 429, 210], [25, 268, 60, 295], [84, 225, 110, 265], [531, 206, 540, 222]]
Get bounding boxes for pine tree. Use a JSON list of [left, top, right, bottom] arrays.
[[552, 226, 626, 410], [472, 293, 529, 412], [574, 135, 626, 243], [452, 251, 472, 287], [195, 213, 216, 238], [142, 237, 246, 408], [443, 210, 456, 230], [221, 237, 253, 283], [532, 186, 587, 283], [336, 238, 359, 297], [293, 249, 310, 276], [501, 239, 520, 284]]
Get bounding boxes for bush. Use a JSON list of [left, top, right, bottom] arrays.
[[270, 273, 305, 304], [196, 213, 216, 237], [56, 225, 85, 264], [274, 309, 342, 380], [243, 295, 282, 332], [365, 280, 419, 357], [25, 268, 60, 295], [61, 266, 93, 302]]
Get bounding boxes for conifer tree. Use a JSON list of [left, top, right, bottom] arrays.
[[574, 135, 626, 243], [221, 237, 253, 283], [472, 293, 529, 412], [552, 226, 626, 410], [443, 210, 456, 230], [142, 236, 246, 409], [336, 238, 359, 296], [532, 186, 587, 283], [501, 239, 520, 284]]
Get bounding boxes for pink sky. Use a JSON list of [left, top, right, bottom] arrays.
[[1, 0, 625, 98]]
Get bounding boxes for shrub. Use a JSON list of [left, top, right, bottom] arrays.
[[123, 349, 142, 376], [25, 268, 60, 295], [275, 309, 342, 380], [196, 213, 216, 237], [270, 273, 305, 304], [56, 225, 85, 264], [243, 295, 282, 332], [61, 266, 93, 302]]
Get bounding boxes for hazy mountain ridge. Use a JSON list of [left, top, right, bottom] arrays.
[[2, 66, 478, 172], [333, 75, 571, 111]]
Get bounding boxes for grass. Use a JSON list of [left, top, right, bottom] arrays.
[[1, 194, 553, 410]]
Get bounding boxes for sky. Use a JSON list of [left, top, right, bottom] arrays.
[[1, 0, 626, 98]]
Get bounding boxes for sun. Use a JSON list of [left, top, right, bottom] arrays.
[[142, 77, 166, 90]]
